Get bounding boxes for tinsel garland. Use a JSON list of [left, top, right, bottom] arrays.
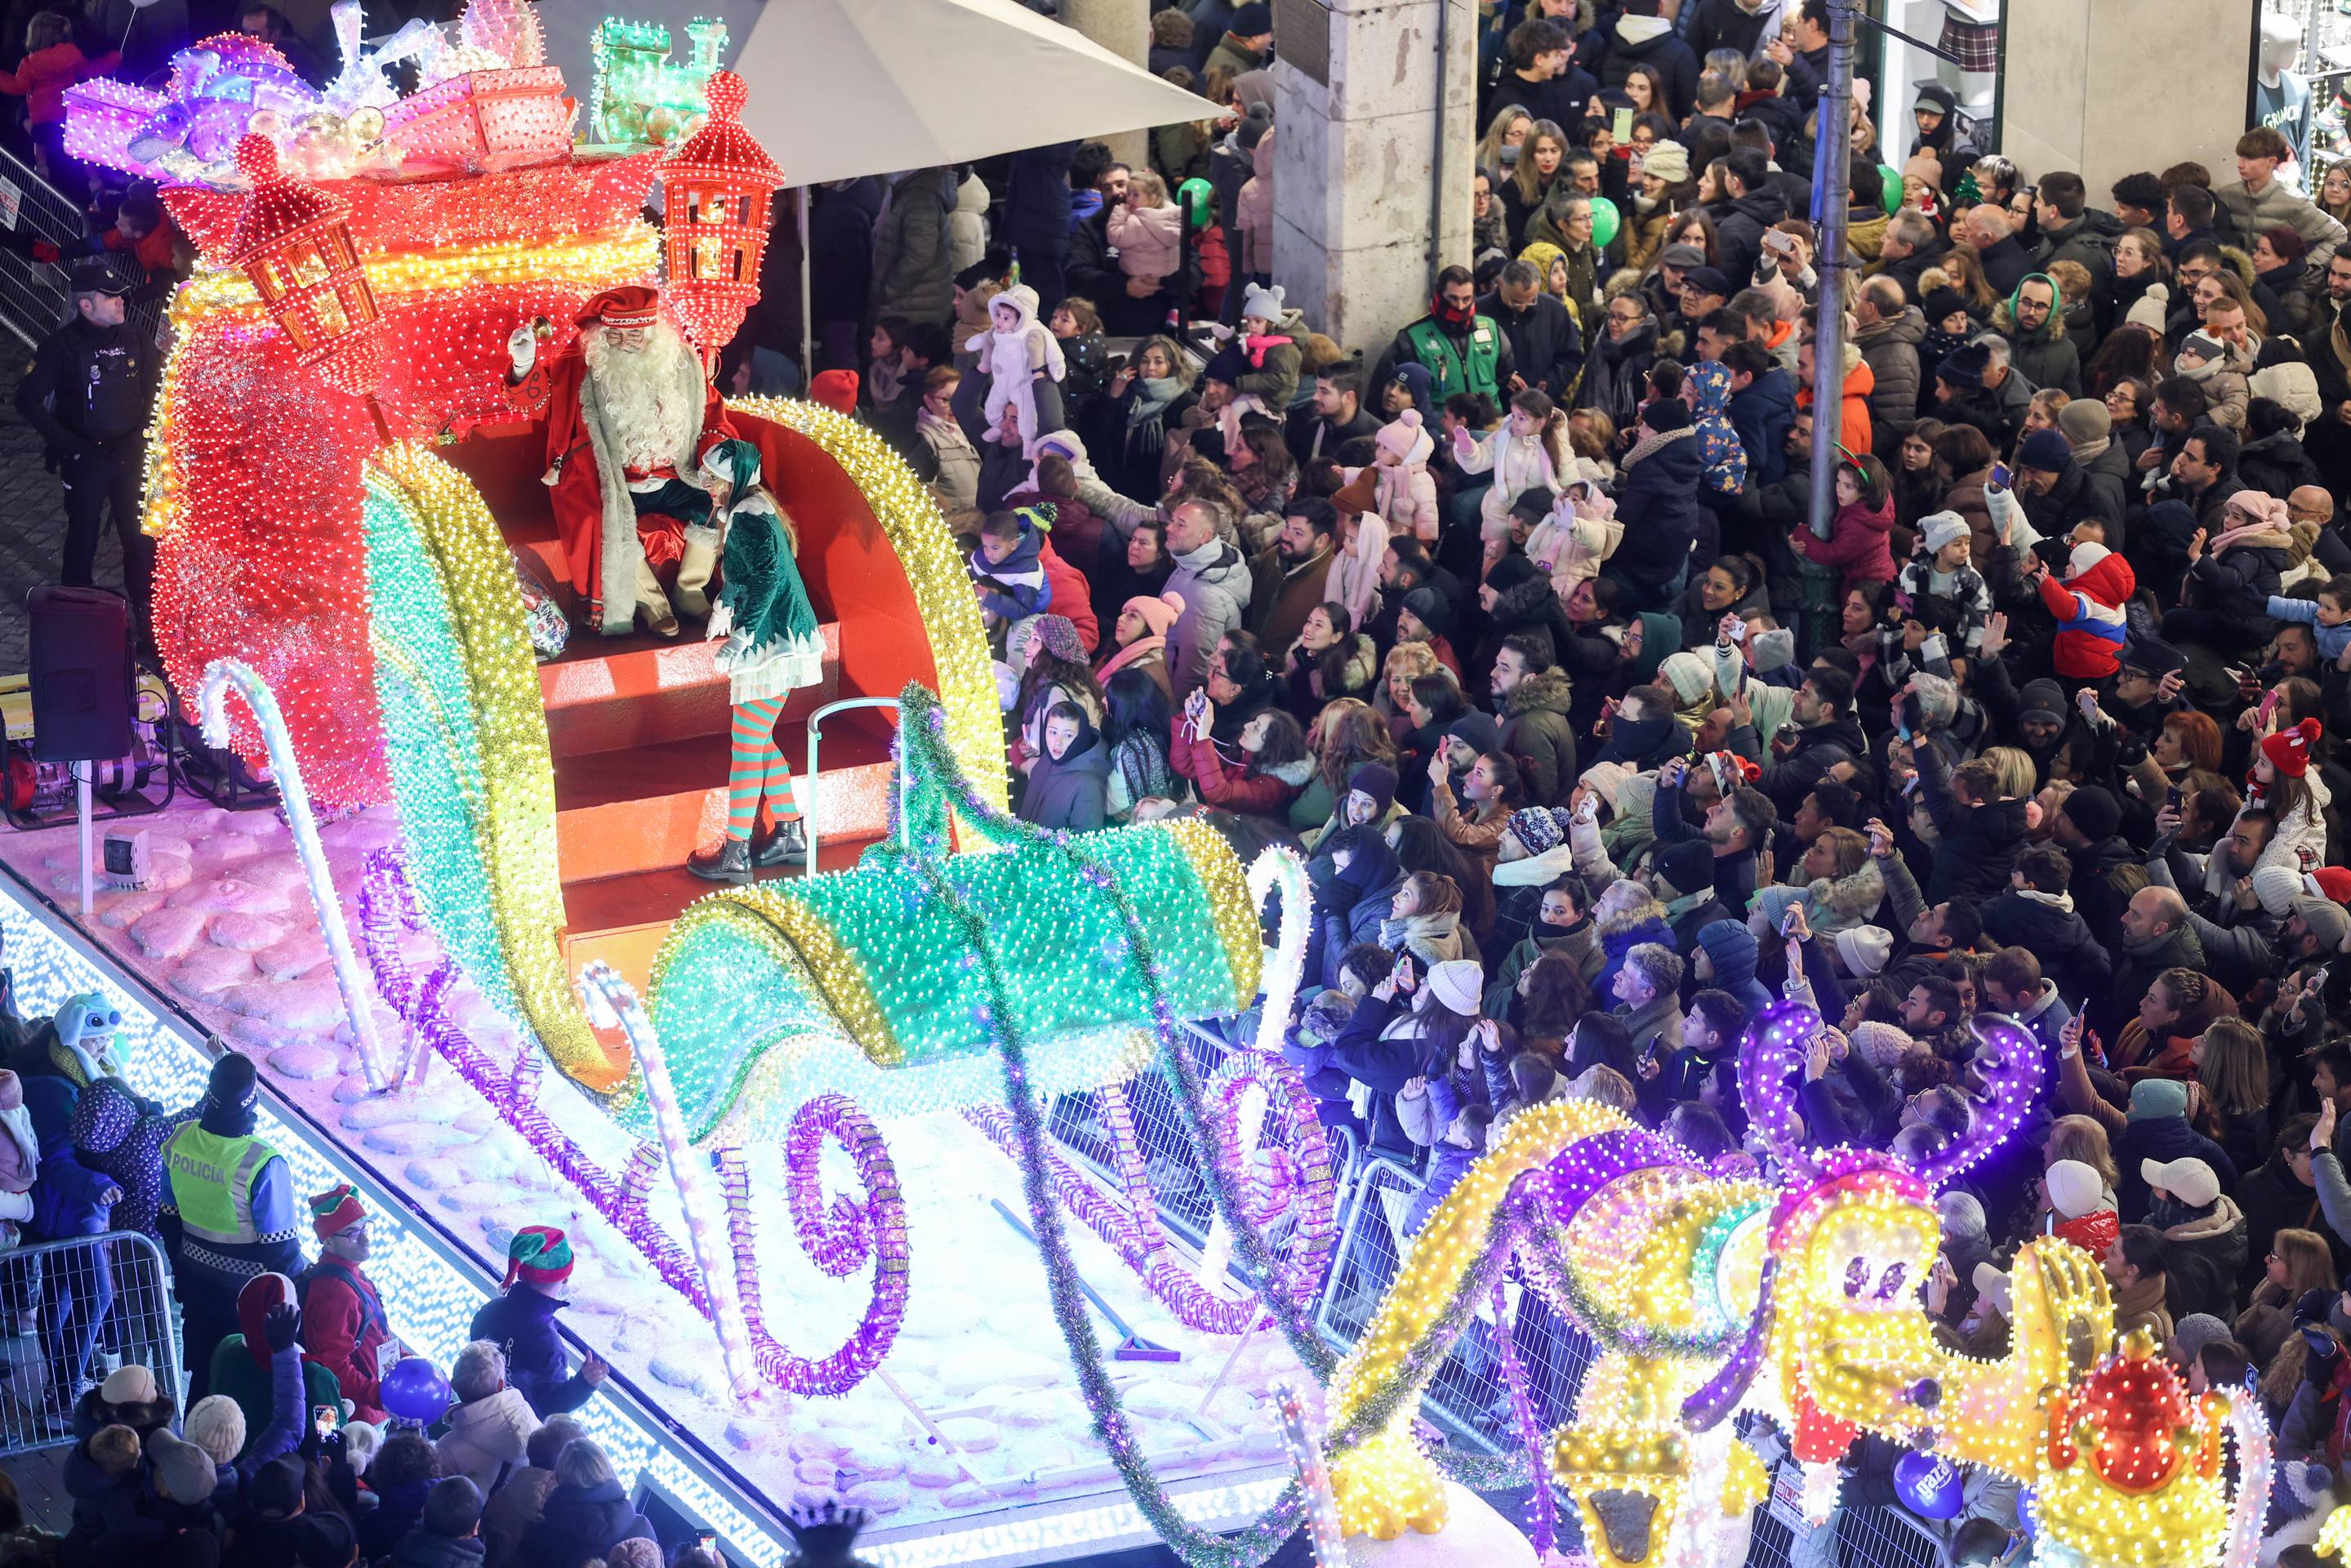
[[1489, 1278, 1560, 1557]]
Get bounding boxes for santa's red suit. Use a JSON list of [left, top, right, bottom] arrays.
[[509, 286, 732, 634]]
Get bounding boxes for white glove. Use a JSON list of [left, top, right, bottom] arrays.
[[507, 323, 537, 376], [706, 602, 733, 640]]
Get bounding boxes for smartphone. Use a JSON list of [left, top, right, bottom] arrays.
[[2165, 786, 2182, 811], [1729, 619, 1748, 644], [313, 1404, 336, 1439], [2314, 964, 2334, 991], [2259, 688, 2283, 728], [1780, 905, 1803, 938], [1900, 692, 1925, 734], [1611, 106, 1633, 141], [1989, 463, 2011, 490]]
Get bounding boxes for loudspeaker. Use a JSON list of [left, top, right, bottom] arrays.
[[27, 586, 132, 764]]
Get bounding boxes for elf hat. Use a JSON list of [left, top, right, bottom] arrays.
[[2264, 717, 2322, 778], [578, 285, 660, 329], [309, 1183, 365, 1241], [2308, 866, 2351, 905], [503, 1225, 575, 1289]]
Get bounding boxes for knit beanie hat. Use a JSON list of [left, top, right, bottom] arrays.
[[1124, 590, 1184, 639], [1749, 627, 1797, 673], [1031, 613, 1086, 664], [2125, 282, 2171, 334], [1484, 550, 1543, 595], [1850, 1018, 1912, 1065], [1833, 924, 1895, 976], [2057, 399, 2111, 445], [1641, 398, 1692, 433], [2126, 1077, 2188, 1122], [0, 1070, 21, 1114], [1659, 651, 1714, 707], [2252, 866, 2306, 918], [1401, 584, 1454, 636], [206, 1051, 259, 1114], [149, 1428, 220, 1508], [503, 1224, 575, 1289], [185, 1395, 248, 1467], [1641, 141, 1690, 184], [2018, 679, 2065, 725], [1377, 407, 1432, 463], [2067, 541, 2113, 579], [2309, 866, 2351, 905], [1203, 342, 1251, 387], [2223, 489, 2291, 532], [1425, 959, 1484, 1016], [1506, 807, 1565, 858], [309, 1183, 365, 1241], [2044, 1159, 2104, 1219], [1446, 710, 1503, 756], [2017, 429, 2073, 473], [1346, 763, 1399, 817], [1920, 287, 1968, 326], [1240, 280, 1286, 324], [808, 368, 859, 414], [1656, 839, 1715, 897], [1919, 511, 1969, 555], [2171, 1312, 2232, 1364], [102, 1363, 158, 1405], [1936, 343, 1990, 389], [2060, 785, 2121, 842], [2264, 717, 2322, 778], [2176, 330, 2225, 368]]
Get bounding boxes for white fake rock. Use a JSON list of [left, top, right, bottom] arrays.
[[175, 947, 256, 998], [100, 890, 168, 929], [269, 1041, 340, 1081], [934, 1416, 1000, 1454], [648, 1353, 709, 1395], [168, 875, 277, 913], [208, 912, 289, 952], [1119, 1381, 1197, 1422], [365, 1124, 464, 1156], [133, 906, 208, 961], [789, 1429, 853, 1463], [255, 934, 329, 980], [1347, 1482, 1538, 1568], [840, 1478, 908, 1514]]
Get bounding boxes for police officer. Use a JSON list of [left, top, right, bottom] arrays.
[[159, 1052, 299, 1402], [14, 259, 157, 636]]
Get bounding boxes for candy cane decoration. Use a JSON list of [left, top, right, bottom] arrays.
[[197, 658, 390, 1091], [577, 960, 762, 1401]]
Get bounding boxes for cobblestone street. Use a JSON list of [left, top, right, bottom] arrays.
[[0, 350, 105, 675]]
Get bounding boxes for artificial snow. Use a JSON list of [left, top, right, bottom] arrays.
[[0, 799, 1315, 1540]]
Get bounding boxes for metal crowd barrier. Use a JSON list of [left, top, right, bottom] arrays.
[[0, 1229, 181, 1459], [0, 145, 163, 350]]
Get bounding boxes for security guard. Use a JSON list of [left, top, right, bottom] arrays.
[[14, 258, 158, 636], [160, 1051, 300, 1402]]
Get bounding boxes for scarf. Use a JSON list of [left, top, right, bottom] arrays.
[[1095, 635, 1165, 687], [1622, 425, 1694, 469], [1127, 376, 1185, 430], [1432, 295, 1476, 329], [2015, 886, 2075, 914], [2211, 522, 2291, 555]]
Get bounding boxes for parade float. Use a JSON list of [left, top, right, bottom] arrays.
[[5, 4, 2273, 1565]]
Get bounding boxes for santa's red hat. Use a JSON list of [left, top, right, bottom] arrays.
[[577, 286, 661, 329], [809, 369, 859, 414], [2263, 717, 2322, 779], [2309, 866, 2351, 905]]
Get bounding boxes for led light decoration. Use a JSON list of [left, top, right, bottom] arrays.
[[1317, 1000, 2126, 1566], [218, 133, 385, 399], [1275, 1383, 1349, 1568], [657, 70, 783, 365], [194, 657, 389, 1090], [590, 16, 725, 145]]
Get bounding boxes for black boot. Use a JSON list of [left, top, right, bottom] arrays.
[[751, 817, 808, 869], [688, 836, 754, 884]]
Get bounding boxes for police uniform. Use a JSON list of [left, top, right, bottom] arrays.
[[159, 1053, 299, 1402], [14, 261, 156, 628]]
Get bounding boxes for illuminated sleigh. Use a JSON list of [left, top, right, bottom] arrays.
[[359, 684, 1338, 1398], [1316, 1004, 2130, 1567]]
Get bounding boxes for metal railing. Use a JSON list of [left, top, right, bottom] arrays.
[[801, 696, 902, 877], [0, 1229, 180, 1457], [0, 145, 163, 350]]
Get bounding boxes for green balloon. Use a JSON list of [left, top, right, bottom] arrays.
[[1589, 195, 1621, 248], [1880, 164, 1903, 216], [1178, 177, 1214, 229]]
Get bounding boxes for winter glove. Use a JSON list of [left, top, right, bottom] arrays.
[[2304, 1327, 2341, 1389], [506, 322, 537, 376], [262, 1301, 299, 1354], [29, 240, 58, 265]]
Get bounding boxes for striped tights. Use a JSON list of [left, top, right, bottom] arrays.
[[724, 696, 798, 841]]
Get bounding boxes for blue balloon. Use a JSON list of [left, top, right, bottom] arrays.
[[1895, 1450, 1964, 1520], [379, 1356, 451, 1423]]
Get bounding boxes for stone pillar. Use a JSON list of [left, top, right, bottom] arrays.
[[1061, 0, 1152, 169], [1271, 0, 1474, 357], [2001, 0, 2254, 196]]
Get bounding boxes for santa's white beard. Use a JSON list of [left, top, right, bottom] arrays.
[[585, 321, 695, 474]]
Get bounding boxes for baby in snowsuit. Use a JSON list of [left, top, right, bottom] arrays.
[[966, 283, 1065, 448]]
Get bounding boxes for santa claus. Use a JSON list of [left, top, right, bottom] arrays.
[[507, 285, 733, 636]]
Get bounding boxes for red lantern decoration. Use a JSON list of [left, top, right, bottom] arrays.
[[656, 69, 783, 366], [220, 133, 385, 401]]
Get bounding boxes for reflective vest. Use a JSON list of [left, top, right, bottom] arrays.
[[1400, 316, 1503, 403], [163, 1123, 275, 1247]]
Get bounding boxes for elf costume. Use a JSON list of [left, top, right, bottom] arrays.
[[296, 1183, 390, 1423], [688, 439, 826, 884], [467, 1225, 600, 1419]]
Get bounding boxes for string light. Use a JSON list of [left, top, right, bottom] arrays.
[[588, 16, 724, 145]]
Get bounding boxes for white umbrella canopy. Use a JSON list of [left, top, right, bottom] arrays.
[[729, 0, 1223, 188]]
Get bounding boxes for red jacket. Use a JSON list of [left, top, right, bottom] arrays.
[[297, 1259, 389, 1423], [2036, 550, 2135, 679], [2053, 1209, 2117, 1258], [1791, 497, 1896, 593], [1036, 538, 1100, 653], [0, 42, 114, 126], [1169, 719, 1307, 815]]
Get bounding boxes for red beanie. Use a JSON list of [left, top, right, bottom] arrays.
[[809, 369, 859, 414], [2310, 866, 2351, 905], [2262, 717, 2322, 779], [503, 1225, 575, 1289]]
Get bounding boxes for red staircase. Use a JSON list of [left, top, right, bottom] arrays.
[[435, 415, 928, 990]]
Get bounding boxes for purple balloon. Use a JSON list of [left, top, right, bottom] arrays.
[[379, 1356, 451, 1423], [1895, 1450, 1964, 1520]]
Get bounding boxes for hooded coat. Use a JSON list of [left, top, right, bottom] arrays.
[[1686, 361, 1749, 497], [1599, 11, 1699, 116], [1169, 720, 1314, 817], [1320, 834, 1405, 990], [1792, 492, 1897, 592], [436, 1386, 541, 1500], [1500, 667, 1578, 808], [1607, 426, 1704, 599], [1713, 185, 1790, 299], [1164, 537, 1253, 697], [1726, 363, 1800, 486], [2037, 546, 2137, 679], [521, 1478, 657, 1568], [1982, 889, 2115, 1003], [870, 167, 956, 325], [1854, 306, 1925, 448], [1018, 710, 1111, 831]]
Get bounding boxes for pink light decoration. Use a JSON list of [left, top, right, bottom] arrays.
[[1489, 1278, 1559, 1556]]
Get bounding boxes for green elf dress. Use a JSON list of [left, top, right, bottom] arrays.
[[688, 438, 827, 882]]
